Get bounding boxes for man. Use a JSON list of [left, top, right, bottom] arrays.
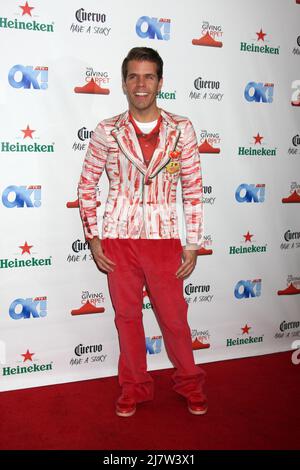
[[78, 47, 207, 417]]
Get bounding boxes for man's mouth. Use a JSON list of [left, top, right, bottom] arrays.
[[135, 92, 148, 97]]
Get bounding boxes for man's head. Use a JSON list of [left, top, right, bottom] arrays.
[[122, 47, 163, 82], [122, 47, 164, 120]]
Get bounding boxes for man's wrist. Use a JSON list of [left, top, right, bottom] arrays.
[[184, 243, 200, 251], [89, 236, 100, 245]]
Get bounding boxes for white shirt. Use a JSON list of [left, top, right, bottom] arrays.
[[133, 118, 158, 134]]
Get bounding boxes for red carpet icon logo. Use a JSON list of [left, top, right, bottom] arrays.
[[74, 78, 110, 95], [198, 139, 220, 154], [191, 328, 211, 349], [71, 301, 105, 316], [196, 234, 213, 256], [291, 80, 300, 106], [66, 198, 101, 208], [197, 246, 213, 256], [192, 32, 223, 47], [192, 338, 210, 350], [291, 96, 300, 106], [277, 283, 300, 296], [66, 198, 79, 208], [282, 190, 300, 203]]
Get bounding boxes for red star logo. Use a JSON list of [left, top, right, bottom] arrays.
[[241, 324, 251, 335], [253, 133, 263, 145], [243, 231, 253, 242], [19, 2, 34, 16], [21, 350, 35, 362], [19, 241, 33, 255], [21, 125, 35, 139], [256, 29, 266, 41]]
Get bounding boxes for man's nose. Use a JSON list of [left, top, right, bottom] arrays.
[[137, 76, 146, 87]]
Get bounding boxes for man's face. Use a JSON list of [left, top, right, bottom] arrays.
[[123, 60, 163, 116]]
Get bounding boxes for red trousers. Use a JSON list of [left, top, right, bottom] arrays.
[[101, 238, 206, 403]]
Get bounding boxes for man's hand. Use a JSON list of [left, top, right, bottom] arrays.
[[89, 237, 116, 273], [176, 249, 197, 279]]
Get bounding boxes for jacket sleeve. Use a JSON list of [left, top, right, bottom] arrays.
[[77, 122, 109, 240], [180, 119, 204, 250]]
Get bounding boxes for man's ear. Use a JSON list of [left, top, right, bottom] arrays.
[[122, 80, 127, 95], [158, 78, 163, 92]]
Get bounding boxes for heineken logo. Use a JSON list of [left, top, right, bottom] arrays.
[[0, 125, 54, 154], [227, 325, 264, 347], [238, 133, 276, 157], [240, 29, 279, 55], [0, 242, 52, 269], [143, 287, 152, 310], [157, 90, 176, 100], [0, 2, 54, 33], [229, 231, 267, 255], [2, 349, 53, 376]]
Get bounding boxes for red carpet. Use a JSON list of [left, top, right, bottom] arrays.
[[0, 351, 299, 450]]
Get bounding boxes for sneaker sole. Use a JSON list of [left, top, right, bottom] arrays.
[[116, 408, 136, 417], [188, 407, 208, 415]]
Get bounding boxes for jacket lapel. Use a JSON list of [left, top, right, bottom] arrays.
[[111, 112, 147, 175], [145, 116, 181, 182], [111, 110, 181, 181]]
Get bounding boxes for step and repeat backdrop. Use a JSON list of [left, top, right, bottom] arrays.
[[1, 0, 300, 392]]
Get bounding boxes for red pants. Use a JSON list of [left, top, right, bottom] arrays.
[[102, 238, 206, 403]]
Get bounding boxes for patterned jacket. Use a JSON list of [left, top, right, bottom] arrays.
[[78, 109, 203, 249]]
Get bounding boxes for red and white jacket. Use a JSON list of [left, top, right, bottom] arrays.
[[78, 109, 203, 249]]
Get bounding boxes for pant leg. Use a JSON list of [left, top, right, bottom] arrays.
[[102, 239, 154, 403], [140, 239, 206, 400]]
